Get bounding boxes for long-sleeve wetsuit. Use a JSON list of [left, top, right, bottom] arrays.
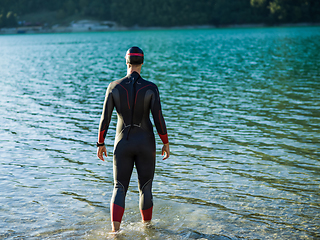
[[98, 71, 168, 222]]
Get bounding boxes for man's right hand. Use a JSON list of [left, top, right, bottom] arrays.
[[162, 143, 170, 160], [97, 145, 107, 161]]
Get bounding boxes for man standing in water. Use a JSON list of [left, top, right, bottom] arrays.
[[97, 46, 170, 232]]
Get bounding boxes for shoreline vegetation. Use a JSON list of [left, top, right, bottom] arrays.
[[1, 21, 320, 35], [1, 1, 320, 35]]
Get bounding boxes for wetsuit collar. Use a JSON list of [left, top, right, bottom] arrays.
[[127, 71, 140, 79]]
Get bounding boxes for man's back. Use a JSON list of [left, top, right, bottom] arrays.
[[99, 71, 167, 143]]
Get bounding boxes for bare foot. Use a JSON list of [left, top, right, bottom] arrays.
[[142, 220, 153, 229], [111, 221, 121, 232]]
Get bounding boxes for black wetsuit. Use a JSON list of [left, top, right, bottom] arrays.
[[98, 71, 168, 222]]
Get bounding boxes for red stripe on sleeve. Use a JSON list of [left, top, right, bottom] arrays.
[[158, 133, 168, 144], [98, 130, 105, 143]]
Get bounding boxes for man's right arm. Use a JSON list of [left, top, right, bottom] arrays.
[[150, 85, 170, 160]]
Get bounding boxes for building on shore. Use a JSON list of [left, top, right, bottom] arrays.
[[71, 20, 117, 32]]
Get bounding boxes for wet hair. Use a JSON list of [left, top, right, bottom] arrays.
[[126, 46, 144, 65]]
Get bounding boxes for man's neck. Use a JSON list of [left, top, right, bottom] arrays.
[[127, 65, 142, 75]]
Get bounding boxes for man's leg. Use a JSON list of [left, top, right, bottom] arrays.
[[111, 141, 134, 231], [135, 140, 156, 222]]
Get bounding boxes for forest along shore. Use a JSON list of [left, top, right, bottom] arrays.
[[1, 21, 320, 35], [1, 0, 320, 35]]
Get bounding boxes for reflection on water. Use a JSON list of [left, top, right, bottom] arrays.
[[0, 27, 320, 239]]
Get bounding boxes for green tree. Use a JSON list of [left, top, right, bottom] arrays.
[[5, 11, 18, 27], [0, 14, 4, 28], [64, 0, 77, 15]]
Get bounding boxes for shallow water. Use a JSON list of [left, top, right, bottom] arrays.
[[0, 27, 320, 239]]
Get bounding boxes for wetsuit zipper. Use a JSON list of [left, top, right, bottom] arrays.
[[127, 75, 139, 140]]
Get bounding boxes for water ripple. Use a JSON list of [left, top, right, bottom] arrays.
[[1, 27, 320, 239]]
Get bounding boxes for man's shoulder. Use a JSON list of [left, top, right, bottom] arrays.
[[140, 78, 157, 89], [108, 75, 158, 90], [108, 76, 128, 88]]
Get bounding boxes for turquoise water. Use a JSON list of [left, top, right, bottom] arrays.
[[0, 27, 319, 239]]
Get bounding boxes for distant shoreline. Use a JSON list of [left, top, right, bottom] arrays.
[[121, 22, 320, 31], [1, 22, 320, 35]]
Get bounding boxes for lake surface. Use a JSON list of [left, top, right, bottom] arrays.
[[0, 27, 319, 239]]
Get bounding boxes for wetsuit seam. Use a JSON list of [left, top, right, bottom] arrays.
[[135, 84, 153, 105], [116, 125, 130, 138], [116, 82, 130, 109], [141, 179, 152, 191], [116, 180, 127, 194]]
